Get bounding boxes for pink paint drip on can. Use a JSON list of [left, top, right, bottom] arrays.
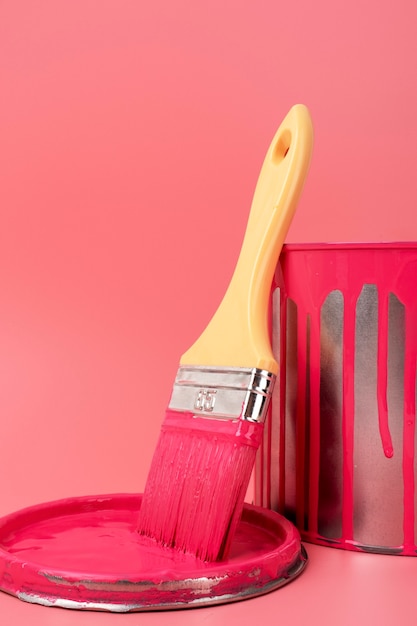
[[255, 242, 417, 555]]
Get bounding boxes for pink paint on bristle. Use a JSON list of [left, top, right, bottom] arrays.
[[137, 409, 263, 561]]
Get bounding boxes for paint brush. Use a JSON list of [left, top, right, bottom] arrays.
[[137, 104, 314, 561]]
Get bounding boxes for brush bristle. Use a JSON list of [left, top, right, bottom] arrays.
[[137, 409, 263, 562]]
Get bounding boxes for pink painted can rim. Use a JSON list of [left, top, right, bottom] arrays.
[[283, 241, 417, 251]]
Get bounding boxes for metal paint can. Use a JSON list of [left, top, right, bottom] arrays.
[[255, 243, 417, 555]]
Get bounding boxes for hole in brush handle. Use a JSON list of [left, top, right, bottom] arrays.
[[271, 129, 292, 165]]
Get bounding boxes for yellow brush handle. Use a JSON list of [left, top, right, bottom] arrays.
[[181, 104, 314, 374]]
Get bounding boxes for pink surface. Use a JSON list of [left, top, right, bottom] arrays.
[[1, 0, 417, 623]]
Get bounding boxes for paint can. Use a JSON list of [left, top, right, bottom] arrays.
[[255, 243, 417, 555]]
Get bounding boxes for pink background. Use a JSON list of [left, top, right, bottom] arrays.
[[1, 0, 417, 623]]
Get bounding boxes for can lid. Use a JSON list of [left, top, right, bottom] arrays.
[[0, 493, 307, 611]]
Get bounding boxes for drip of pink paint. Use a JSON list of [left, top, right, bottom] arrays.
[[377, 288, 394, 458], [395, 258, 417, 551]]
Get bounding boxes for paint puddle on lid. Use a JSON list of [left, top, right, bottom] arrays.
[[0, 493, 307, 612]]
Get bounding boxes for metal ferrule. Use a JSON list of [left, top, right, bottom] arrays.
[[168, 366, 276, 423]]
